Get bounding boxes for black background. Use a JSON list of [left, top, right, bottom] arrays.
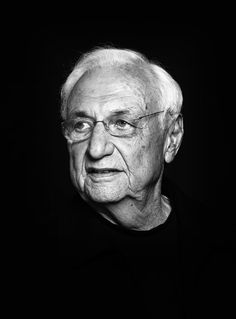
[[6, 20, 234, 232]]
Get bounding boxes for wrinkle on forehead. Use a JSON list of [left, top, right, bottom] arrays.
[[67, 67, 148, 116], [118, 63, 158, 111], [73, 67, 145, 97]]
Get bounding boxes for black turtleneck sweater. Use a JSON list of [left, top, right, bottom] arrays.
[[28, 181, 234, 318]]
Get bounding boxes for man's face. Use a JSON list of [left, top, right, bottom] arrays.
[[66, 68, 166, 204]]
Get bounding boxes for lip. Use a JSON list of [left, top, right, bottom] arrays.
[[86, 167, 122, 180]]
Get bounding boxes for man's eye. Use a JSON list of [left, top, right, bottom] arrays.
[[114, 119, 132, 129], [74, 121, 91, 132]]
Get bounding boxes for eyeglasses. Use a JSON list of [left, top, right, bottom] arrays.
[[61, 110, 164, 143]]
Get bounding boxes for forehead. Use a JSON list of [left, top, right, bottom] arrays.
[[67, 67, 147, 117]]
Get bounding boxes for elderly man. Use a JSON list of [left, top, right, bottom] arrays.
[[32, 47, 233, 318], [61, 48, 183, 231]]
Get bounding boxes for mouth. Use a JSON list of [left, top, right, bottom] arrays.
[[86, 168, 122, 178]]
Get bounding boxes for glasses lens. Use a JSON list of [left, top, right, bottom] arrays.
[[62, 117, 139, 141], [62, 118, 93, 142], [108, 118, 137, 136]]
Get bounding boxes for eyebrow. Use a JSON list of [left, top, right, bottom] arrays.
[[70, 109, 134, 119], [110, 109, 133, 116], [71, 111, 92, 119]]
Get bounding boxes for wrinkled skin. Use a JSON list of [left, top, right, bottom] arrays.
[[66, 67, 183, 230]]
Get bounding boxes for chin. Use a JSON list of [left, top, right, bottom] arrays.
[[79, 174, 127, 203], [84, 185, 126, 204]]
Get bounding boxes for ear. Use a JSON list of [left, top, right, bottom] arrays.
[[163, 114, 184, 163]]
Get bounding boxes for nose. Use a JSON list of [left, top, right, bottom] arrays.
[[87, 122, 115, 159]]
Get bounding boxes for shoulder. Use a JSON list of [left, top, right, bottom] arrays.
[[163, 178, 235, 317], [163, 177, 232, 247]]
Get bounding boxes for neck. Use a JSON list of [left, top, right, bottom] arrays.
[[89, 180, 171, 231]]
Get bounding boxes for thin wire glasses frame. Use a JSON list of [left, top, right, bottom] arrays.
[[61, 110, 165, 143]]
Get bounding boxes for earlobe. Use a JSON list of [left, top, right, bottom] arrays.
[[164, 115, 184, 163]]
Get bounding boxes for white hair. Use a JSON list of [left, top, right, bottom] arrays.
[[61, 47, 183, 127]]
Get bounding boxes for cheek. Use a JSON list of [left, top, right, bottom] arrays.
[[125, 142, 149, 179], [68, 145, 88, 191], [130, 136, 164, 178], [69, 145, 86, 175]]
